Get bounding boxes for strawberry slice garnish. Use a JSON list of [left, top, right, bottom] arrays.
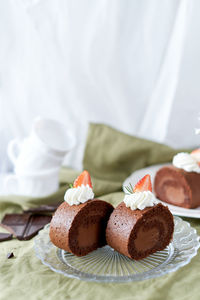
[[191, 148, 200, 156], [190, 148, 200, 166], [73, 170, 93, 188], [133, 174, 152, 193]]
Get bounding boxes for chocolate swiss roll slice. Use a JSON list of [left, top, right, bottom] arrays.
[[106, 202, 174, 260], [49, 171, 113, 256], [154, 166, 200, 209], [50, 199, 113, 256], [106, 175, 174, 260], [154, 150, 200, 209]]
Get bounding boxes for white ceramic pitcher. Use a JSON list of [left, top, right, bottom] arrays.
[[7, 117, 76, 174], [5, 117, 76, 196]]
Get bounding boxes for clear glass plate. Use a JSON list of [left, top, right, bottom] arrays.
[[34, 217, 200, 282]]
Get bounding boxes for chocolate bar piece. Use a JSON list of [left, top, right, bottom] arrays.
[[0, 213, 51, 240], [24, 202, 62, 214], [7, 252, 14, 259], [0, 232, 13, 242]]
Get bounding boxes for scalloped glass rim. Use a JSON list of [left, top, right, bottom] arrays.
[[34, 216, 200, 283]]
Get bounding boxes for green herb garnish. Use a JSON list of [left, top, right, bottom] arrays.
[[124, 183, 134, 194]]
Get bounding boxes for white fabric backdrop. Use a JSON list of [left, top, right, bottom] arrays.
[[0, 0, 200, 171]]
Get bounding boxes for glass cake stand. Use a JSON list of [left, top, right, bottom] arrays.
[[34, 217, 200, 282]]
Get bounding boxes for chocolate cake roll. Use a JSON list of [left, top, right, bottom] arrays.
[[154, 166, 200, 208], [50, 199, 113, 256], [106, 203, 174, 260]]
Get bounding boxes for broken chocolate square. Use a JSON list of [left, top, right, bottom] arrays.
[[0, 213, 51, 240]]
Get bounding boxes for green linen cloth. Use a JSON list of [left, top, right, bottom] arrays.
[[0, 123, 199, 300]]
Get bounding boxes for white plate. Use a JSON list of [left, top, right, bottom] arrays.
[[123, 164, 200, 219]]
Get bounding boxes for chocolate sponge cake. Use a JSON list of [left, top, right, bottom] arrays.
[[106, 174, 174, 260], [49, 170, 114, 256], [154, 166, 200, 208], [50, 199, 113, 256], [106, 202, 174, 260]]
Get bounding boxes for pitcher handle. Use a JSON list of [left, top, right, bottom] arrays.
[[7, 138, 21, 164], [4, 174, 18, 194]]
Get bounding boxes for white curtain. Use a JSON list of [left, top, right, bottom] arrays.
[[0, 0, 199, 171]]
